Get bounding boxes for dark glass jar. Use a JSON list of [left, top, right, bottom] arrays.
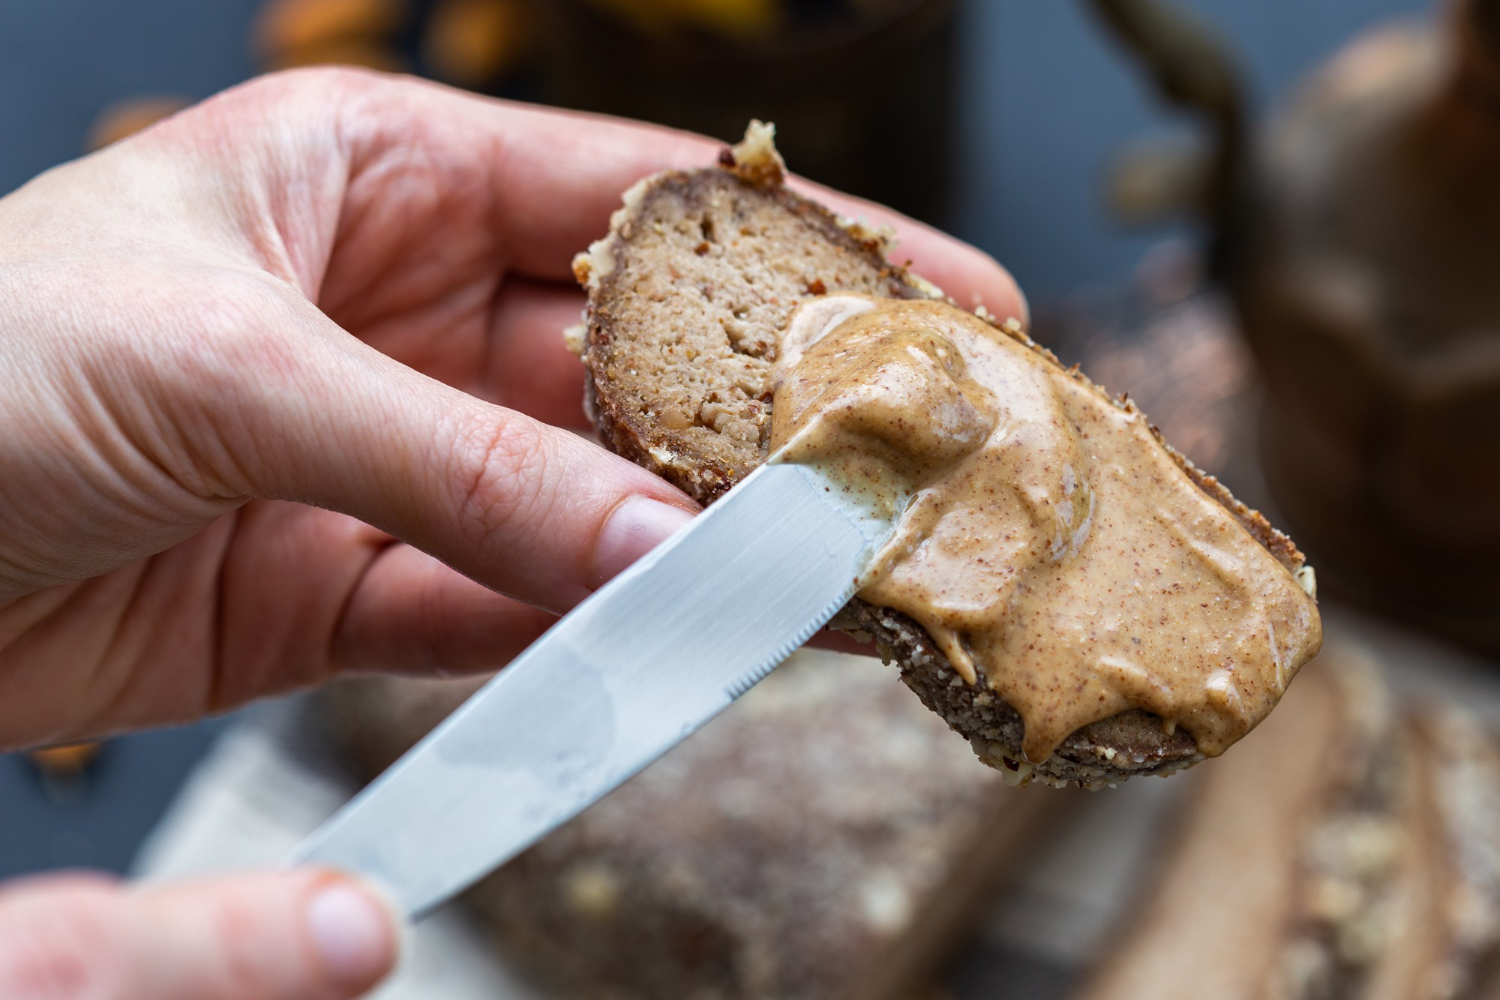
[[533, 0, 957, 225]]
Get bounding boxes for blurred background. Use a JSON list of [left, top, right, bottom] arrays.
[[0, 0, 1438, 887], [0, 0, 1435, 290], [6, 1, 1499, 997]]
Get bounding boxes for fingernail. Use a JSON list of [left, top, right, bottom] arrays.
[[306, 880, 398, 987], [592, 497, 696, 587]]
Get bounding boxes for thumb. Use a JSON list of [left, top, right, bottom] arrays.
[[0, 870, 399, 1000], [186, 289, 697, 613]]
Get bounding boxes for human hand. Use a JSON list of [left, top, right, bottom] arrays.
[[0, 67, 1023, 752], [0, 68, 1024, 999], [0, 869, 398, 999]]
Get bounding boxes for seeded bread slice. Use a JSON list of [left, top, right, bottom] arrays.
[[1079, 648, 1500, 1000], [1076, 651, 1399, 1000], [323, 652, 1063, 1000], [571, 124, 1309, 788]]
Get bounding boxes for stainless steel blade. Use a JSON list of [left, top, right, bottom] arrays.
[[289, 460, 893, 918]]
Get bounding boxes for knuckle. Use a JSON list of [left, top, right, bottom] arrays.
[[0, 884, 121, 1000], [450, 410, 553, 552], [200, 894, 272, 995]]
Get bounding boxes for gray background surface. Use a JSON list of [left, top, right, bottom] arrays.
[[0, 0, 1433, 879]]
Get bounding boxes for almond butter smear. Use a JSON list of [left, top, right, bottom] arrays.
[[769, 295, 1322, 765]]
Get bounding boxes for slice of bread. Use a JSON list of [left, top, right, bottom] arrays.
[[571, 123, 1311, 788], [323, 651, 1062, 1000], [1360, 707, 1500, 1000], [1077, 650, 1398, 999], [1077, 648, 1500, 1000]]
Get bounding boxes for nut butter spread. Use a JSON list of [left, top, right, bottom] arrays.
[[769, 295, 1322, 765]]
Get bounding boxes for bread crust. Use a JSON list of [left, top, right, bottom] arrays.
[[576, 149, 1310, 788]]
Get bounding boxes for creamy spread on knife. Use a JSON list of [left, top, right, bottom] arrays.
[[768, 295, 1322, 764]]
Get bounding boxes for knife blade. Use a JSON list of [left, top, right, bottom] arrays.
[[290, 459, 896, 918]]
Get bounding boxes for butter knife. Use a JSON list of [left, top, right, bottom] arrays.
[[290, 459, 894, 918]]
